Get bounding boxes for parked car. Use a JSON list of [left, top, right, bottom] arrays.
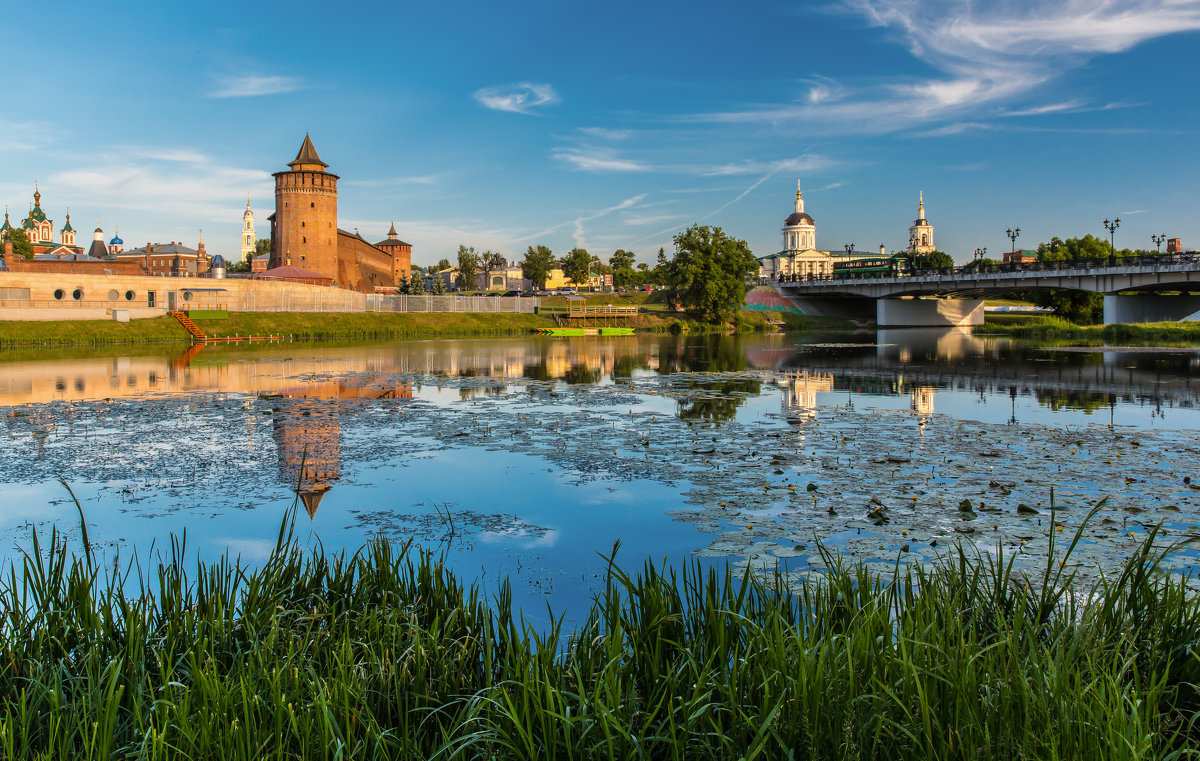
[[558, 288, 578, 295], [501, 290, 521, 297]]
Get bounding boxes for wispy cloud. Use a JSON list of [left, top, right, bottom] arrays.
[[622, 212, 690, 227], [702, 154, 833, 176], [0, 116, 63, 152], [576, 126, 634, 140], [472, 82, 559, 114], [344, 174, 443, 188], [209, 74, 302, 98], [552, 147, 650, 172], [519, 194, 647, 249], [685, 0, 1200, 132]]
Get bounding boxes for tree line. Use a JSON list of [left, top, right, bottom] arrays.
[[405, 225, 758, 322]]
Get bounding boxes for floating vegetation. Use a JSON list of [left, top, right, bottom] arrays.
[[1, 351, 1199, 597]]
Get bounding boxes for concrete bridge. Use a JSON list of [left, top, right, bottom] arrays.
[[768, 254, 1200, 326]]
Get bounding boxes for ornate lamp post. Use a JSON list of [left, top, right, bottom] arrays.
[[1151, 233, 1166, 254], [1005, 228, 1020, 259], [843, 243, 854, 256], [973, 246, 987, 272], [1103, 217, 1121, 256]]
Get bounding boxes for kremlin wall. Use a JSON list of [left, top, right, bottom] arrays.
[[0, 136, 415, 321]]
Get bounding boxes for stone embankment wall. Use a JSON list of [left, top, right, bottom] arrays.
[[0, 271, 537, 320]]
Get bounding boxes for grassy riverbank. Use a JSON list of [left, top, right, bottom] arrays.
[[977, 314, 1200, 342], [0, 307, 846, 348], [3, 510, 1197, 759]]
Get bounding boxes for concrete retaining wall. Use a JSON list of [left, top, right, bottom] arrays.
[[876, 298, 984, 327], [1102, 294, 1200, 324], [0, 272, 538, 319]]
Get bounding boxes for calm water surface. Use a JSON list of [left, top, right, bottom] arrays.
[[2, 330, 1198, 620]]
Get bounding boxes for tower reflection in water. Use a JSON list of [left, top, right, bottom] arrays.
[[274, 381, 412, 519]]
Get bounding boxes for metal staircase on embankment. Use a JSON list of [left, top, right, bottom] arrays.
[[170, 310, 207, 341]]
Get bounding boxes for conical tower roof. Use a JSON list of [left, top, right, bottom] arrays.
[[288, 133, 328, 170]]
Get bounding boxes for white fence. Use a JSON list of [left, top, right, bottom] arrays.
[[364, 295, 540, 314]]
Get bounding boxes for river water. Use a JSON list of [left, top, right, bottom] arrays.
[[1, 330, 1198, 620]]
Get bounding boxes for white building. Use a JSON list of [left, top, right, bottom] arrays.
[[758, 181, 833, 281], [241, 195, 256, 264]]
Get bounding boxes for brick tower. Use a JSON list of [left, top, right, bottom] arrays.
[[271, 134, 339, 278]]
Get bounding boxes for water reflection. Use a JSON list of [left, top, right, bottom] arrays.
[[0, 330, 1197, 418]]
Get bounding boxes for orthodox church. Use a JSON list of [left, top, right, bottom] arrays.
[[756, 181, 834, 281], [1, 186, 84, 256]]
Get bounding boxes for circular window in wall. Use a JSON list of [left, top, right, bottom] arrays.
[[108, 289, 120, 301], [182, 291, 193, 302], [125, 290, 135, 301], [72, 289, 84, 301], [53, 289, 65, 300]]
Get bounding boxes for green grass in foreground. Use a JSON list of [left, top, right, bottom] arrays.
[[978, 314, 1200, 342], [3, 502, 1197, 759]]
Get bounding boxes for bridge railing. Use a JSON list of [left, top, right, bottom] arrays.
[[763, 251, 1200, 286]]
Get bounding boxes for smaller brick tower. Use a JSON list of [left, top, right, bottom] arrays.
[[271, 134, 339, 278]]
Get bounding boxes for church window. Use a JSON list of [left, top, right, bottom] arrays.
[[922, 234, 928, 245]]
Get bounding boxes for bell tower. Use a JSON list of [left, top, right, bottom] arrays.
[[241, 194, 256, 264], [908, 191, 935, 255], [271, 134, 339, 278]]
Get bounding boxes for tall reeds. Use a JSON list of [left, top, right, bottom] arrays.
[[0, 507, 1196, 759]]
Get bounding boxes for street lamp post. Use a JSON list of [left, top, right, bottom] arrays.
[[1103, 218, 1121, 259], [1005, 228, 1020, 260], [973, 247, 987, 272], [1151, 233, 1166, 254], [843, 243, 854, 256]]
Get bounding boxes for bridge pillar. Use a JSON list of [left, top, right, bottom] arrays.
[[1103, 294, 1200, 324], [876, 298, 984, 328]]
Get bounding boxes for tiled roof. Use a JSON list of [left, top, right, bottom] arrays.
[[288, 133, 328, 169]]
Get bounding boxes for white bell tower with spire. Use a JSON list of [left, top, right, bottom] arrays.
[[241, 194, 256, 264], [908, 191, 935, 255], [781, 180, 816, 252]]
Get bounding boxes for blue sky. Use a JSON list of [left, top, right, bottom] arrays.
[[2, 0, 1198, 265]]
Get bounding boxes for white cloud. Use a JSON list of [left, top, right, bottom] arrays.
[[48, 148, 273, 230], [472, 82, 559, 114], [552, 147, 651, 172], [209, 74, 302, 98], [687, 0, 1200, 132]]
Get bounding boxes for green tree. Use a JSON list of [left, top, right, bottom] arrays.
[[397, 274, 410, 295], [254, 238, 271, 258], [521, 245, 555, 289], [920, 250, 955, 270], [1030, 234, 1119, 323], [562, 247, 592, 287], [430, 271, 446, 295], [664, 225, 758, 323], [3, 228, 34, 260], [411, 270, 426, 295], [610, 249, 636, 272], [435, 258, 453, 272], [454, 245, 482, 290]]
